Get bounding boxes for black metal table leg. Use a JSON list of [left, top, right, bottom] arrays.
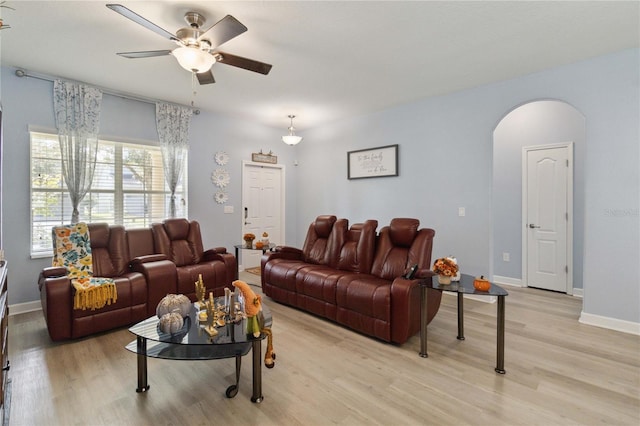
[[419, 285, 428, 358], [251, 340, 263, 403], [234, 247, 240, 280], [225, 355, 241, 398], [457, 292, 465, 340], [136, 336, 150, 392], [495, 295, 506, 374]]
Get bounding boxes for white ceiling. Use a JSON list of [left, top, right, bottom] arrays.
[[1, 1, 638, 131]]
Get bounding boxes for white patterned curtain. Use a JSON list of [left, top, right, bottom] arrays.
[[156, 102, 192, 217], [53, 80, 103, 224]]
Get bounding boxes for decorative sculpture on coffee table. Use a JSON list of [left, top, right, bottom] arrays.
[[195, 274, 206, 309], [204, 292, 218, 337], [233, 280, 276, 368]]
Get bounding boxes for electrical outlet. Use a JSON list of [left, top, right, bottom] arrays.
[[502, 252, 510, 262], [223, 206, 234, 214], [458, 207, 465, 217]]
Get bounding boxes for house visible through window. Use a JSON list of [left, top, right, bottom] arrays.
[[30, 131, 188, 256]]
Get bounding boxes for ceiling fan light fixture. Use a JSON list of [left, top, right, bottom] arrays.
[[282, 115, 303, 146], [172, 46, 216, 73]]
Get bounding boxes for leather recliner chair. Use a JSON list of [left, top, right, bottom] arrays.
[[336, 218, 441, 343], [38, 223, 148, 340], [261, 215, 340, 306], [151, 218, 236, 300]]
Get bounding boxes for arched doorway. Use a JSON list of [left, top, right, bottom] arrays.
[[492, 100, 585, 294]]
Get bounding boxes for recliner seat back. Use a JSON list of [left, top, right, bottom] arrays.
[[88, 223, 129, 278], [371, 218, 433, 280], [336, 220, 378, 273], [301, 215, 338, 266], [152, 218, 205, 266]]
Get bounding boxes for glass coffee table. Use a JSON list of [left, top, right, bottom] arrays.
[[419, 273, 508, 373], [126, 301, 271, 402]]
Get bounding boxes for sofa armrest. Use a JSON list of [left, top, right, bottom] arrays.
[[130, 254, 168, 266], [390, 277, 421, 344], [273, 246, 303, 256], [415, 268, 435, 279], [130, 259, 177, 316], [203, 250, 236, 285], [38, 274, 73, 341], [264, 246, 304, 262], [202, 248, 228, 260], [390, 276, 442, 344], [40, 266, 68, 280]]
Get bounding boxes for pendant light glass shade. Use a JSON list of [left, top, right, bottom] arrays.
[[172, 46, 216, 73], [282, 115, 303, 145]]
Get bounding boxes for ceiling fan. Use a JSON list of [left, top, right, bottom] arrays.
[[106, 4, 272, 85]]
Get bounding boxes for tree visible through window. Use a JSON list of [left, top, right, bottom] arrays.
[[30, 132, 188, 256]]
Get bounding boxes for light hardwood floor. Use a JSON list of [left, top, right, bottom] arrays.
[[8, 272, 640, 425]]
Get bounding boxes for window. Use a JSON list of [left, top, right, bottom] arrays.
[[30, 132, 188, 256]]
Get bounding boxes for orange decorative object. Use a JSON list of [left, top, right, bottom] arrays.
[[255, 241, 264, 250], [473, 276, 491, 291]]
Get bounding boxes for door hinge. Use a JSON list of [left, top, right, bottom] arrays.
[[566, 212, 568, 220], [565, 265, 568, 273], [566, 159, 569, 167]]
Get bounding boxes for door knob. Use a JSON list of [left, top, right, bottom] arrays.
[[528, 224, 541, 229]]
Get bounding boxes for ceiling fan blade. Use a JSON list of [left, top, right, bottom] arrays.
[[216, 52, 272, 75], [116, 50, 172, 59], [107, 4, 178, 42], [198, 15, 247, 48], [196, 70, 216, 85]]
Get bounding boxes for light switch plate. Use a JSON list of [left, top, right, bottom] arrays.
[[458, 207, 465, 217], [224, 206, 234, 214]]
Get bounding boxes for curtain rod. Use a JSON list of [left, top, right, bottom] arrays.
[[14, 68, 201, 115]]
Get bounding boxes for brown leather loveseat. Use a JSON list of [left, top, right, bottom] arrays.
[[261, 216, 441, 344], [38, 218, 235, 341]]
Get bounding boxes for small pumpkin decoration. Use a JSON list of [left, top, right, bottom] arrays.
[[156, 294, 192, 318], [158, 312, 184, 334], [255, 241, 264, 250], [473, 276, 491, 292]]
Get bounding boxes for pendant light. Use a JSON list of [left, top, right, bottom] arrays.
[[282, 115, 303, 146]]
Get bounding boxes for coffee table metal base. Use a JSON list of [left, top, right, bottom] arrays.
[[126, 337, 264, 402]]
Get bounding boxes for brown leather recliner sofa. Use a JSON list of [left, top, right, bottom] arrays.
[[261, 216, 442, 344], [38, 218, 236, 341]]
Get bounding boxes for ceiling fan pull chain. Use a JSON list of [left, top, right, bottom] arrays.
[[191, 71, 197, 107]]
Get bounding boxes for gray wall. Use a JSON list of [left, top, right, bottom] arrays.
[[296, 48, 639, 324], [493, 100, 585, 288]]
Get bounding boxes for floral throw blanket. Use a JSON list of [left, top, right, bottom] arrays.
[[52, 223, 117, 310]]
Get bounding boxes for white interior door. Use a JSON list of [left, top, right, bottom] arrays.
[[524, 145, 572, 293], [241, 162, 284, 270]]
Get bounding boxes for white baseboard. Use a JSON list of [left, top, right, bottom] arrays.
[[494, 275, 584, 298], [579, 311, 640, 335], [492, 275, 524, 287], [9, 300, 41, 316]]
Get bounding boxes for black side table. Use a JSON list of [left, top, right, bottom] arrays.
[[419, 273, 509, 374], [234, 243, 276, 280]]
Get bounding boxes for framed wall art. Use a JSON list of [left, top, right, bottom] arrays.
[[347, 144, 398, 179]]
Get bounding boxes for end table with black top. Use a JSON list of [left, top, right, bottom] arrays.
[[126, 301, 271, 402], [419, 273, 508, 374], [234, 243, 276, 280]]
